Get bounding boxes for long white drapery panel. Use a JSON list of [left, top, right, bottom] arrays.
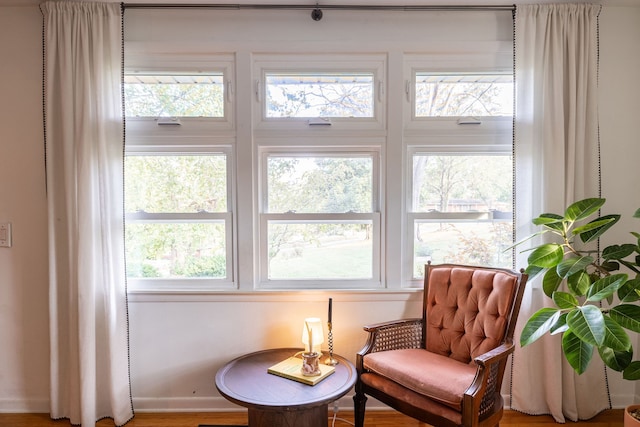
[[41, 2, 134, 426], [510, 4, 607, 422]]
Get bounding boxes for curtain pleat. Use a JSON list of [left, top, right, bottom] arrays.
[[510, 4, 607, 422], [41, 1, 133, 426]]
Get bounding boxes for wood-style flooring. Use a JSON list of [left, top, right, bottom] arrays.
[[0, 409, 625, 427]]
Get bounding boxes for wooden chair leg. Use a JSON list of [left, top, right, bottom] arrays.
[[353, 388, 367, 427]]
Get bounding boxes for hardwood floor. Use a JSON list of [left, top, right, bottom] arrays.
[[0, 409, 625, 427]]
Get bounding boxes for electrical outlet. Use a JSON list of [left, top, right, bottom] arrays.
[[0, 223, 12, 248]]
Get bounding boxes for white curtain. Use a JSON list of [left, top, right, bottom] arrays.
[[510, 3, 607, 422], [41, 2, 134, 426]]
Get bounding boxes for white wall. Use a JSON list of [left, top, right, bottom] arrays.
[[0, 5, 50, 412], [599, 4, 640, 404], [1, 2, 640, 414]]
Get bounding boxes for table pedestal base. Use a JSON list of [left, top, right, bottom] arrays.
[[248, 404, 328, 427]]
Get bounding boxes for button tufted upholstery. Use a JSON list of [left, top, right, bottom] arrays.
[[425, 266, 519, 363], [354, 263, 527, 427]]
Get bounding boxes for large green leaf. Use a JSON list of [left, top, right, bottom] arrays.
[[610, 304, 640, 333], [620, 259, 640, 275], [552, 291, 578, 309], [528, 244, 564, 268], [567, 271, 591, 297], [520, 308, 562, 347], [603, 244, 637, 260], [532, 213, 564, 226], [565, 198, 605, 222], [524, 264, 545, 280], [573, 217, 618, 237], [557, 256, 594, 278], [619, 278, 640, 302], [579, 214, 621, 243], [601, 315, 632, 351], [506, 230, 547, 251], [562, 330, 594, 375], [532, 213, 565, 232], [567, 305, 605, 346], [634, 208, 640, 219], [623, 361, 640, 380], [586, 274, 628, 302], [542, 268, 563, 298], [598, 346, 632, 372], [550, 312, 569, 334], [601, 261, 620, 272]]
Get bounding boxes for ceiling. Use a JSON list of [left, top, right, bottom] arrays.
[[1, 0, 636, 7]]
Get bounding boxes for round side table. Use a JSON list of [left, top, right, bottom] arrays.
[[215, 348, 356, 427]]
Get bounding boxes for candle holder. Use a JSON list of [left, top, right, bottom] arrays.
[[301, 351, 322, 376], [325, 321, 339, 366]]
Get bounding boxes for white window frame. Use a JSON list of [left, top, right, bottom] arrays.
[[122, 9, 514, 293], [124, 145, 236, 292], [402, 57, 514, 287], [403, 55, 513, 136], [404, 144, 513, 288], [124, 54, 236, 138], [123, 54, 237, 292], [256, 146, 383, 289], [252, 54, 387, 132]]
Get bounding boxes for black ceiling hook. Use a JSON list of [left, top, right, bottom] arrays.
[[311, 2, 323, 21]]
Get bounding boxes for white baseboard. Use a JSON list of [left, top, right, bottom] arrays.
[[0, 398, 49, 413], [2, 392, 634, 415], [504, 392, 633, 411]]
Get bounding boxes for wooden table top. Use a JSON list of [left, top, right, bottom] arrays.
[[215, 348, 356, 411]]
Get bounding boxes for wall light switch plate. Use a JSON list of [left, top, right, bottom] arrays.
[[0, 223, 12, 248]]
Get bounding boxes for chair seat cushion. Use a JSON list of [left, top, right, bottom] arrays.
[[363, 348, 477, 411]]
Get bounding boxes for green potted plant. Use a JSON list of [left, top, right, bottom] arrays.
[[515, 198, 640, 424]]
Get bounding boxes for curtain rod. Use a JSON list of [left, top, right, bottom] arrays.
[[123, 3, 516, 12]]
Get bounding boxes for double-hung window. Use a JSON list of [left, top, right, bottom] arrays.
[[405, 69, 514, 281], [125, 150, 233, 289], [123, 61, 236, 291], [254, 56, 385, 289], [259, 150, 381, 288]]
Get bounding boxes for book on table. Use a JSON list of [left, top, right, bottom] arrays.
[[267, 356, 335, 385]]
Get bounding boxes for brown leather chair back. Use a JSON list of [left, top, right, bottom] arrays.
[[424, 264, 523, 364]]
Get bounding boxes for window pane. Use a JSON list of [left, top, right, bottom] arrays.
[[267, 156, 372, 213], [124, 74, 224, 117], [126, 223, 227, 279], [412, 155, 512, 213], [413, 220, 513, 277], [125, 155, 227, 213], [265, 72, 374, 118], [268, 222, 372, 279], [412, 153, 513, 276], [415, 74, 513, 117]]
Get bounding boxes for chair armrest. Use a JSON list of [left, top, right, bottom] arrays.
[[462, 340, 515, 422], [472, 341, 515, 367], [356, 318, 423, 371]]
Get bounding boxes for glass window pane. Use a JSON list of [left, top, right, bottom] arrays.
[[267, 156, 373, 213], [415, 73, 513, 117], [268, 222, 372, 279], [412, 155, 512, 213], [126, 223, 227, 279], [413, 221, 513, 277], [124, 74, 224, 117], [265, 72, 374, 118], [125, 155, 227, 213]]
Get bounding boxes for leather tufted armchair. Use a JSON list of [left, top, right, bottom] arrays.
[[354, 263, 527, 427]]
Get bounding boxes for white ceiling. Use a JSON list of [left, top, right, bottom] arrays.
[[2, 0, 637, 8]]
